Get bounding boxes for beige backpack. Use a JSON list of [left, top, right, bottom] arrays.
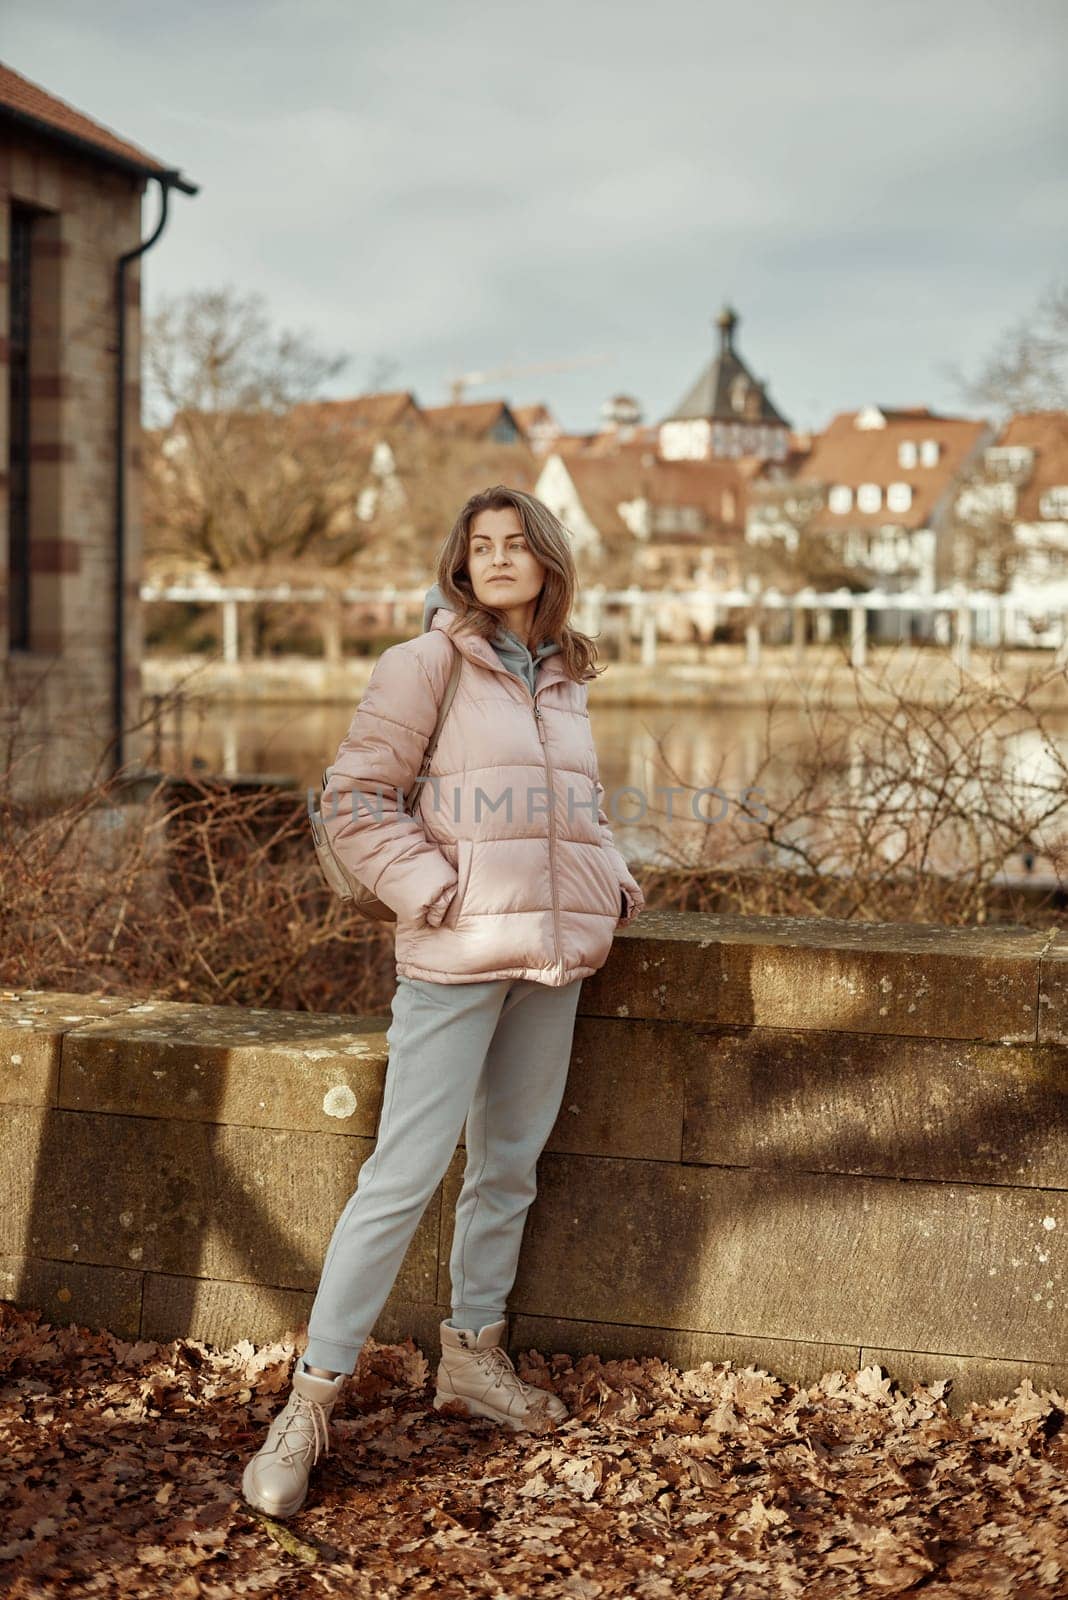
[[309, 643, 463, 921]]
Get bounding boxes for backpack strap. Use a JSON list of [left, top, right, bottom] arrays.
[[319, 638, 463, 812], [404, 640, 463, 814]]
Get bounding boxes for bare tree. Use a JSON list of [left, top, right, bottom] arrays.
[[944, 481, 1021, 594], [349, 424, 540, 583], [949, 276, 1068, 417], [142, 286, 373, 583], [747, 487, 871, 593]]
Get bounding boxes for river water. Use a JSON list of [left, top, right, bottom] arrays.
[[152, 697, 1068, 880]]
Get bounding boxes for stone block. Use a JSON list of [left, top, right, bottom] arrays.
[[140, 1272, 449, 1365], [682, 1027, 1068, 1187], [1, 1254, 142, 1338], [1038, 931, 1068, 1046], [141, 1272, 314, 1351], [506, 1152, 1066, 1366], [20, 1110, 439, 1305], [59, 1000, 389, 1135], [582, 914, 1045, 1041], [0, 1107, 47, 1252], [369, 1301, 452, 1362], [0, 989, 135, 1108], [545, 1018, 685, 1160]]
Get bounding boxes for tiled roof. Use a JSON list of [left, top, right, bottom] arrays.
[[664, 310, 790, 429], [549, 425, 660, 458], [559, 455, 646, 535], [796, 409, 991, 530], [0, 60, 195, 191], [293, 391, 424, 431], [512, 403, 558, 428], [585, 425, 660, 457], [992, 411, 1068, 522], [557, 453, 748, 539], [666, 349, 790, 427], [423, 399, 521, 436], [551, 432, 602, 456]]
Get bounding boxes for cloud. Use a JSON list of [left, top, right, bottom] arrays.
[[6, 0, 1067, 428]]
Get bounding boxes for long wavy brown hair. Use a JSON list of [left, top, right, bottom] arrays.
[[431, 484, 605, 683]]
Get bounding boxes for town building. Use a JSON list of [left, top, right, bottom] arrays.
[[1, 61, 195, 799], [658, 304, 791, 464], [534, 448, 748, 588], [748, 405, 993, 638], [512, 401, 563, 455], [953, 410, 1068, 647], [298, 389, 426, 436], [421, 398, 526, 445]]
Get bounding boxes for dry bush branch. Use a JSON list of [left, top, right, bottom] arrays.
[[4, 641, 1066, 1017], [0, 692, 395, 1012], [628, 641, 1068, 928]]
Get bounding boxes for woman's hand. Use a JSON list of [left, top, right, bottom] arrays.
[[618, 883, 645, 926], [424, 879, 458, 928]]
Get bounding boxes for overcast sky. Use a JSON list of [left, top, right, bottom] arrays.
[[7, 0, 1067, 433]]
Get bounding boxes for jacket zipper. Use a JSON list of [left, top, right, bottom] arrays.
[[446, 635, 564, 977], [525, 685, 562, 977]]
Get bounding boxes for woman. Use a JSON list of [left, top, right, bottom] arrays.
[[243, 484, 645, 1519]]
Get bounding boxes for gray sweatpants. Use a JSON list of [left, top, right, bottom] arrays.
[[301, 971, 584, 1375]]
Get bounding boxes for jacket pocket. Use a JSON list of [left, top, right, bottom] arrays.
[[442, 838, 473, 928], [591, 842, 625, 917]]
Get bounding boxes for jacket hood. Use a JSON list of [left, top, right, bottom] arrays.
[[422, 581, 561, 694]]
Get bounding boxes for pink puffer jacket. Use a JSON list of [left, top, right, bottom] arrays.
[[321, 606, 645, 985]]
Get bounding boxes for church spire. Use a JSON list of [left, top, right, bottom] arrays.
[[716, 303, 738, 356]]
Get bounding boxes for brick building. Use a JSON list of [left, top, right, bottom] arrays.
[[1, 62, 195, 800]]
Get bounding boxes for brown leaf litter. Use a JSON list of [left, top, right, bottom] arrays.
[[0, 1300, 1064, 1598]]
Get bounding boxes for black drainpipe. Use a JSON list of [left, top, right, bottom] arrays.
[[113, 173, 177, 780]]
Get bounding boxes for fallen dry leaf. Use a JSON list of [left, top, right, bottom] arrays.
[[0, 1298, 1064, 1599]]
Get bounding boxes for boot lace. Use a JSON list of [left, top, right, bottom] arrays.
[[475, 1344, 519, 1381], [276, 1391, 333, 1469], [474, 1346, 553, 1411]]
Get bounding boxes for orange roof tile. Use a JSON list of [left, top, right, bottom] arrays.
[[992, 411, 1068, 522], [556, 453, 748, 538], [422, 399, 522, 436], [0, 60, 195, 190], [796, 408, 991, 530], [293, 391, 425, 431], [551, 432, 601, 456], [512, 403, 558, 428]]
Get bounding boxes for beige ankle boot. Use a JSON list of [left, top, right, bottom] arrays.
[[242, 1363, 346, 1518], [433, 1318, 568, 1430]]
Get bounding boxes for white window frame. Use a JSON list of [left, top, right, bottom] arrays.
[[1039, 486, 1068, 519], [920, 438, 941, 467], [828, 484, 853, 514], [898, 440, 918, 469], [887, 482, 913, 513], [857, 482, 882, 513]]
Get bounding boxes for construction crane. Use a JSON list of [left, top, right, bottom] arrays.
[[447, 352, 613, 406]]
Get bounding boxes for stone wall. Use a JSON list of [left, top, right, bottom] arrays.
[[2, 912, 1065, 1411]]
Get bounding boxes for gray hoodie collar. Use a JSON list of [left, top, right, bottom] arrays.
[[422, 581, 561, 694]]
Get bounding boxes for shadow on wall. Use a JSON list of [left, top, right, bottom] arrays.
[[5, 914, 1068, 1407], [5, 988, 444, 1353], [504, 914, 1068, 1398]]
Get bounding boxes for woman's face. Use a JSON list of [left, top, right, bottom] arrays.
[[466, 506, 546, 612]]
